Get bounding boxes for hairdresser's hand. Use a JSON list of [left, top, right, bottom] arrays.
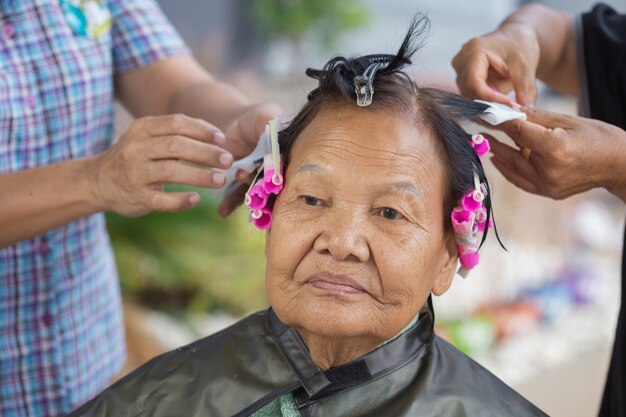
[[486, 107, 626, 202], [452, 22, 540, 107], [223, 102, 284, 160], [88, 114, 235, 217], [218, 102, 283, 217]]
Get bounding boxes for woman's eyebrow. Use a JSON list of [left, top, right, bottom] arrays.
[[295, 163, 325, 174], [391, 182, 424, 202]]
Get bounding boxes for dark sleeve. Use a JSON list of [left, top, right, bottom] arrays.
[[580, 3, 626, 129]]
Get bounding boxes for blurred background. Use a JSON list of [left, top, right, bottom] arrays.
[[108, 1, 626, 416]]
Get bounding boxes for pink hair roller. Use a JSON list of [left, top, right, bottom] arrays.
[[470, 134, 491, 157], [246, 182, 269, 211], [451, 207, 475, 237], [458, 246, 480, 269], [462, 190, 483, 212], [251, 208, 272, 230], [263, 155, 284, 195]]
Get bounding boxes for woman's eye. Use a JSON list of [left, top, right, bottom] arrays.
[[301, 195, 324, 207], [378, 207, 404, 220]]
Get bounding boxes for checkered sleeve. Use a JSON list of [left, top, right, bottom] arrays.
[[107, 0, 191, 74]]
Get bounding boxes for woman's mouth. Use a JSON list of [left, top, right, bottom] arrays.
[[307, 272, 366, 295]]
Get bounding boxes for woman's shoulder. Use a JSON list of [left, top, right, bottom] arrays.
[[133, 310, 269, 373], [68, 309, 294, 417], [426, 335, 548, 417]]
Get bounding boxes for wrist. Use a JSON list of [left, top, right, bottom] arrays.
[[604, 128, 626, 203], [80, 154, 109, 212]]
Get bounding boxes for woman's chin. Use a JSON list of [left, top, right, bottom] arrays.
[[278, 296, 382, 340]]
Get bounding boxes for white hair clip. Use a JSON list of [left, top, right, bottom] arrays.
[[354, 62, 383, 107]]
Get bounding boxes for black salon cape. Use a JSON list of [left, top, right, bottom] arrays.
[[69, 302, 546, 417], [581, 4, 626, 417]]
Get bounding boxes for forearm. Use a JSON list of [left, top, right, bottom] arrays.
[[0, 158, 100, 247], [166, 78, 251, 133], [501, 3, 577, 96], [115, 56, 251, 132]]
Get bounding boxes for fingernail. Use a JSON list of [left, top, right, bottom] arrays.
[[189, 193, 200, 205], [219, 152, 233, 168], [214, 132, 225, 145], [217, 205, 229, 217], [212, 172, 225, 185]]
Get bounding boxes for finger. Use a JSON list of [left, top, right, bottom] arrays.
[[484, 52, 520, 105], [142, 114, 225, 144], [146, 191, 201, 213], [490, 157, 540, 195], [250, 103, 284, 138], [507, 57, 538, 106], [522, 106, 574, 129], [493, 119, 553, 155], [152, 160, 226, 188], [229, 103, 283, 146], [486, 134, 539, 180], [150, 135, 233, 169], [235, 169, 253, 182], [217, 182, 248, 217], [453, 51, 489, 97]]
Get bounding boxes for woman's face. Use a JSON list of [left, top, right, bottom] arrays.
[[266, 105, 457, 343]]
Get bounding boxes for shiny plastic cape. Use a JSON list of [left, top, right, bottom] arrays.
[[70, 300, 547, 417]]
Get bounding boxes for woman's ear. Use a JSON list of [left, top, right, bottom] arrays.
[[432, 233, 458, 296]]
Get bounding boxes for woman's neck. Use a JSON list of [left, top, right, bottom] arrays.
[[294, 314, 421, 370], [296, 329, 384, 370]]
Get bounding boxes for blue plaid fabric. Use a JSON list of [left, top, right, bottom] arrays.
[[0, 1, 189, 416]]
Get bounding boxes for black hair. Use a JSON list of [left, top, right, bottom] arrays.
[[274, 15, 503, 250]]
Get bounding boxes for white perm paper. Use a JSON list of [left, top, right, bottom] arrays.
[[474, 99, 527, 125]]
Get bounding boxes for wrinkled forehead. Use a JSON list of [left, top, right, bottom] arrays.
[[286, 105, 445, 185]]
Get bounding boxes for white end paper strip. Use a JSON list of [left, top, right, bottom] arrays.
[[475, 99, 527, 125]]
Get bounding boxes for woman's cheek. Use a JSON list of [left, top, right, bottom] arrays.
[[268, 210, 314, 275]]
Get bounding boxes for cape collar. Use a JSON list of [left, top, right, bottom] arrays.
[[266, 296, 435, 399]]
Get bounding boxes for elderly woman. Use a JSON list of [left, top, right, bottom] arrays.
[[70, 18, 546, 417]]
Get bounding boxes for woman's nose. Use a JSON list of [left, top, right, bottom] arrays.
[[313, 210, 370, 262]]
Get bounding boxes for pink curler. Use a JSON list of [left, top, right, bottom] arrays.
[[462, 190, 483, 212], [252, 207, 272, 230], [247, 182, 268, 210], [470, 134, 491, 157], [263, 155, 284, 195], [451, 207, 475, 237], [473, 140, 490, 157], [475, 207, 487, 223], [476, 206, 493, 233], [458, 246, 480, 269], [263, 167, 283, 195]]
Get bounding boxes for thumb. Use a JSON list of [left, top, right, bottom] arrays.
[[225, 103, 283, 159], [523, 106, 574, 129], [241, 103, 284, 143]]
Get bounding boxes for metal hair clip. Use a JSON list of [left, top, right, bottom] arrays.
[[354, 62, 382, 107]]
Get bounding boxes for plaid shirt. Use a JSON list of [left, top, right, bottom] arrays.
[[0, 1, 188, 415]]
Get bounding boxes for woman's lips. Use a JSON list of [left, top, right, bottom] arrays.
[[307, 272, 366, 294]]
